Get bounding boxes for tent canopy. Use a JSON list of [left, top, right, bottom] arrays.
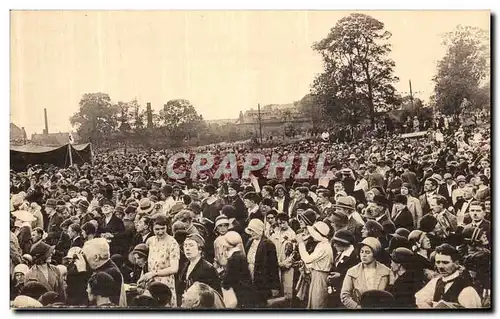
[[10, 143, 92, 171]]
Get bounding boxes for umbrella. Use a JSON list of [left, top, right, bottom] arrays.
[[11, 210, 36, 222]]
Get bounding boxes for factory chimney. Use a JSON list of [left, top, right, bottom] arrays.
[[44, 108, 49, 135]]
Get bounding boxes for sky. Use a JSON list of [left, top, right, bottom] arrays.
[[10, 10, 490, 136]]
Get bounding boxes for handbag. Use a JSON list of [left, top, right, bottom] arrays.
[[222, 287, 238, 308]]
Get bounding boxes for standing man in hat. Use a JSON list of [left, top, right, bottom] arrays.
[[454, 185, 476, 224], [419, 178, 438, 216], [438, 173, 456, 207], [98, 198, 125, 256], [334, 196, 363, 242], [243, 192, 264, 224], [225, 181, 247, 227], [44, 198, 63, 247]]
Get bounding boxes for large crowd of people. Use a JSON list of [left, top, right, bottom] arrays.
[[9, 110, 491, 309]]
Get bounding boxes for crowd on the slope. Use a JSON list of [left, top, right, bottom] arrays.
[[9, 111, 491, 309]]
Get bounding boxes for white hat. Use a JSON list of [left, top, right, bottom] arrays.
[[214, 215, 230, 229], [132, 167, 143, 174], [307, 221, 330, 242], [245, 219, 265, 236], [12, 295, 43, 308], [13, 264, 29, 276], [65, 246, 83, 259]]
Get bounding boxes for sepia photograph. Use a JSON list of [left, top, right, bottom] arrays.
[[9, 10, 491, 310]]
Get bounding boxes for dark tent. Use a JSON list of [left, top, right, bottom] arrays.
[[10, 143, 92, 172]]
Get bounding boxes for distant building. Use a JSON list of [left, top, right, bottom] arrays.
[[10, 123, 26, 141], [31, 131, 80, 146], [235, 101, 312, 136], [205, 119, 237, 126]]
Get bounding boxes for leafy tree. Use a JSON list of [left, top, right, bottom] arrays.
[[158, 99, 204, 144], [283, 122, 296, 137], [70, 93, 119, 144], [311, 13, 399, 127], [432, 25, 489, 115]]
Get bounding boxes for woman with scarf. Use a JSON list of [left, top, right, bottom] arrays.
[[296, 221, 334, 309]]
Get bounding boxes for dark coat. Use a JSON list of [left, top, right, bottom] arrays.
[[464, 218, 491, 241], [99, 214, 126, 255], [17, 226, 32, 255], [454, 198, 474, 215], [131, 232, 154, 250], [70, 236, 84, 248], [245, 237, 280, 305], [328, 247, 359, 308], [66, 263, 91, 306], [52, 231, 72, 265], [94, 259, 124, 306], [274, 196, 291, 215], [46, 212, 63, 234], [438, 183, 456, 206], [99, 214, 125, 235], [221, 250, 257, 308], [178, 258, 221, 294], [245, 208, 264, 225], [387, 270, 426, 308], [45, 212, 63, 245], [346, 217, 364, 243], [226, 195, 248, 226], [392, 207, 415, 231], [401, 171, 418, 194], [201, 198, 224, 223]]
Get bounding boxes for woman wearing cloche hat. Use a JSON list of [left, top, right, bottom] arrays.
[[296, 221, 334, 309], [340, 237, 391, 309]]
